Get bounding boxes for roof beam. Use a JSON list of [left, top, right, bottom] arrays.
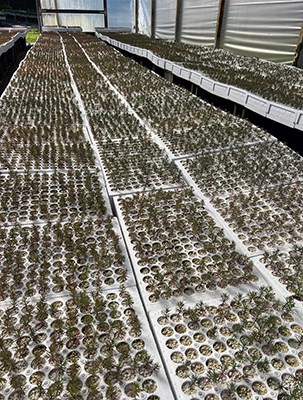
[[41, 9, 106, 14]]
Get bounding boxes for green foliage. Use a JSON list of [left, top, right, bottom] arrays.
[[26, 29, 40, 44]]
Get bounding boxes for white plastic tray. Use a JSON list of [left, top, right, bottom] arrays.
[[96, 34, 302, 131], [165, 60, 174, 72], [245, 93, 270, 116], [172, 64, 182, 78], [295, 111, 303, 131], [190, 71, 202, 86], [213, 82, 229, 99], [267, 103, 297, 128], [201, 76, 214, 92], [0, 31, 25, 56], [228, 86, 248, 105], [180, 67, 191, 81]]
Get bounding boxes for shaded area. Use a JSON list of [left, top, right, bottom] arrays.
[[0, 0, 37, 27], [0, 36, 28, 96], [0, 0, 36, 11]]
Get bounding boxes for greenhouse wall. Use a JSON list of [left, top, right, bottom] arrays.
[[155, 0, 176, 40], [42, 13, 105, 31], [220, 0, 303, 64], [40, 0, 104, 9], [107, 0, 133, 28], [37, 0, 303, 63], [138, 0, 303, 64], [180, 0, 219, 46], [39, 0, 106, 32], [138, 0, 151, 35]]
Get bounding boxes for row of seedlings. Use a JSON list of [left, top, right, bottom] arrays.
[[178, 141, 303, 255], [61, 33, 183, 197], [0, 33, 171, 400], [114, 188, 259, 304], [114, 188, 303, 400], [106, 33, 303, 110], [74, 34, 273, 159], [0, 31, 21, 46], [71, 34, 303, 400], [154, 287, 303, 400], [0, 33, 95, 170], [76, 33, 303, 298]]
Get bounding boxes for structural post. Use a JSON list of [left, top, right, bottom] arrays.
[[103, 0, 108, 28], [293, 22, 303, 68], [35, 0, 42, 32], [151, 0, 156, 38], [175, 0, 183, 42], [54, 0, 59, 27], [214, 0, 226, 49], [233, 103, 237, 116], [134, 0, 139, 33], [164, 70, 173, 82]]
